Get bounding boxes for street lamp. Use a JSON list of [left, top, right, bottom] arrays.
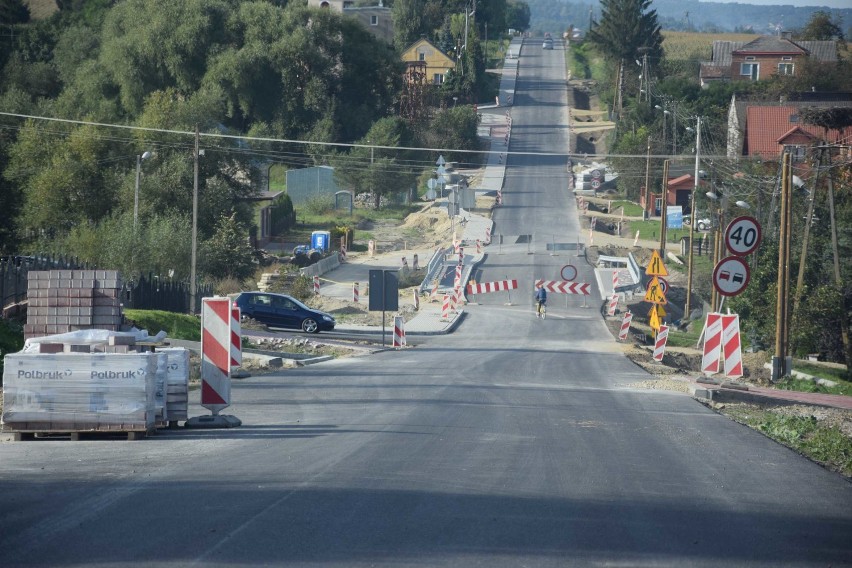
[[134, 151, 152, 230], [655, 105, 670, 154]]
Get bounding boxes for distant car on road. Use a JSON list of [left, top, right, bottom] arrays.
[[233, 292, 335, 333], [683, 214, 713, 231]]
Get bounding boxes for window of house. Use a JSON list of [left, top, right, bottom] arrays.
[[370, 15, 378, 25], [778, 63, 794, 75], [419, 52, 426, 61], [790, 114, 799, 123], [740, 63, 759, 80], [434, 73, 444, 85]]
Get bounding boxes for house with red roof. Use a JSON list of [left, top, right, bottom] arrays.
[[642, 174, 704, 217], [700, 34, 837, 88], [726, 93, 852, 161]]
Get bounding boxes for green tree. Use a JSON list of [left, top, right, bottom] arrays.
[[421, 106, 481, 164], [201, 213, 257, 281], [587, 0, 663, 111], [392, 0, 426, 52], [0, 0, 30, 24], [333, 117, 418, 209], [797, 10, 845, 43], [506, 1, 531, 32]]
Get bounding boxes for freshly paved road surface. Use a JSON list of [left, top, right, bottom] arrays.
[[1, 39, 850, 567]]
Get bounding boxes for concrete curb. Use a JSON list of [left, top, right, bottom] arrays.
[[334, 310, 467, 337]]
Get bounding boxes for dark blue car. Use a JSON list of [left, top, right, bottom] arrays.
[[234, 292, 335, 333]]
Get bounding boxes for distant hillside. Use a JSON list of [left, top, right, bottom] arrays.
[[526, 0, 852, 34]]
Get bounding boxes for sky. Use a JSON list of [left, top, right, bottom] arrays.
[[701, 0, 852, 7]]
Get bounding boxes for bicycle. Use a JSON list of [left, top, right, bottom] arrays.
[[536, 301, 547, 319]]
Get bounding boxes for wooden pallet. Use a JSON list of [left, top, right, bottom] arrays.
[[3, 421, 153, 441]]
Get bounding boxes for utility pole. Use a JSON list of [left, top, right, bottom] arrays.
[[684, 117, 701, 323], [643, 136, 651, 220], [659, 159, 669, 256], [190, 124, 199, 315], [793, 147, 823, 317], [772, 152, 793, 381]]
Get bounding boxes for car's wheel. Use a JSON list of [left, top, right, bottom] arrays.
[[697, 221, 707, 231], [302, 318, 319, 333]]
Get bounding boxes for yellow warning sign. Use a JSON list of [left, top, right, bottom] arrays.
[[645, 250, 669, 277], [644, 276, 668, 305], [648, 304, 666, 318], [649, 304, 661, 331]]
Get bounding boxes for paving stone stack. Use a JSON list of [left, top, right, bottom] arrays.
[[24, 270, 123, 339]]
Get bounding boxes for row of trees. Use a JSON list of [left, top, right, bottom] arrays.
[[582, 0, 851, 365], [0, 0, 510, 286]]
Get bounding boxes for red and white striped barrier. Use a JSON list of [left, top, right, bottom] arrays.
[[430, 280, 439, 302], [618, 311, 633, 341], [578, 196, 585, 210], [313, 275, 320, 295], [653, 325, 669, 362], [201, 298, 232, 415], [633, 230, 640, 247], [476, 239, 482, 253], [454, 264, 462, 288], [393, 316, 406, 347], [722, 314, 744, 379], [701, 313, 723, 374], [467, 279, 518, 295], [451, 286, 463, 312], [485, 227, 492, 244], [441, 294, 451, 320], [230, 305, 241, 368], [339, 245, 347, 262], [607, 294, 619, 316], [413, 289, 420, 311], [612, 270, 620, 291], [458, 248, 464, 265], [353, 281, 359, 303], [496, 191, 503, 206], [534, 279, 591, 295]]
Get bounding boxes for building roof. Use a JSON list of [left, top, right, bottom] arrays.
[[745, 106, 852, 157], [667, 174, 694, 189], [733, 36, 808, 56]]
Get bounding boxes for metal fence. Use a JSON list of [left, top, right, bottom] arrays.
[[122, 273, 213, 314], [1, 255, 210, 316]]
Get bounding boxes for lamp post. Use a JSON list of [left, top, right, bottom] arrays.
[[134, 151, 152, 230], [684, 118, 701, 324]]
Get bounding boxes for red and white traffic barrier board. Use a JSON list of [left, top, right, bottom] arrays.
[[722, 314, 744, 379], [485, 227, 492, 244], [467, 279, 518, 295], [201, 297, 232, 415], [534, 279, 591, 295], [230, 305, 241, 368], [393, 315, 406, 347], [618, 311, 633, 341], [452, 286, 464, 311], [413, 289, 420, 311], [607, 294, 619, 316], [313, 275, 320, 295], [701, 313, 723, 374], [454, 264, 462, 287], [476, 239, 482, 253], [653, 325, 669, 362], [353, 281, 359, 303], [430, 280, 439, 302], [441, 294, 451, 320]]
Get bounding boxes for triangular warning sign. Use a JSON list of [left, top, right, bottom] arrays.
[[648, 304, 667, 318], [649, 304, 661, 331], [645, 250, 669, 277], [644, 276, 668, 305]]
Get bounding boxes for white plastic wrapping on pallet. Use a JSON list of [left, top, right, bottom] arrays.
[[21, 329, 167, 353], [154, 353, 167, 422], [2, 352, 158, 429], [157, 347, 190, 422]]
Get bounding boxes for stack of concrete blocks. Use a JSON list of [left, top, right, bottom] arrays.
[[24, 270, 123, 339], [2, 352, 158, 436], [159, 348, 190, 425], [257, 272, 280, 292]]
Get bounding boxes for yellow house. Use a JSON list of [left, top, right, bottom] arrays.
[[401, 38, 455, 85]]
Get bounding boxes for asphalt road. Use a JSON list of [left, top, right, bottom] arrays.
[[1, 40, 851, 567]]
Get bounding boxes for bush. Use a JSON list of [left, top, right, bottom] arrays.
[[302, 194, 335, 216]]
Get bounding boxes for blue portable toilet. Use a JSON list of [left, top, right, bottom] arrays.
[[311, 230, 331, 252]]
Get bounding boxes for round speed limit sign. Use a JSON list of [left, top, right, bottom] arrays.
[[725, 216, 762, 256]]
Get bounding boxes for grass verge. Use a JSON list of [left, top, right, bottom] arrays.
[[776, 377, 852, 398], [123, 309, 201, 342], [722, 404, 852, 478]]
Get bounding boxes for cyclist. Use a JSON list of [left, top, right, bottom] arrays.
[[534, 284, 547, 318]]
